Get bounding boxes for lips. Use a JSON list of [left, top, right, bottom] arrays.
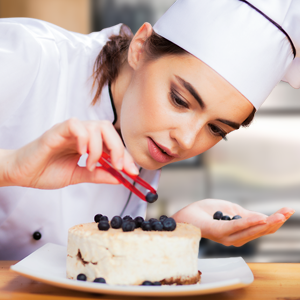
[[147, 138, 175, 164]]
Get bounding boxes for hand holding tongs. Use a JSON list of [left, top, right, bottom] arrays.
[[94, 152, 158, 203]]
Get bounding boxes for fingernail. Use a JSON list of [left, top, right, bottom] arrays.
[[89, 163, 96, 171], [80, 147, 87, 155], [283, 211, 295, 220], [116, 158, 123, 170], [130, 163, 139, 175]]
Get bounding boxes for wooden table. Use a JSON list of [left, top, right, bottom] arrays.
[[1, 261, 300, 299]]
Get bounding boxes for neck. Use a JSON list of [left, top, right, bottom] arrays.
[[111, 61, 133, 130]]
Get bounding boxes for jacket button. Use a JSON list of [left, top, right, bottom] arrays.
[[33, 231, 42, 240]]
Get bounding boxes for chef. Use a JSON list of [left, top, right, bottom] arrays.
[[0, 0, 297, 260]]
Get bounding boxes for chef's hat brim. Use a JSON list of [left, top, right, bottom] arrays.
[[153, 0, 299, 109]]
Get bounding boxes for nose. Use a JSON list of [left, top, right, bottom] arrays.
[[170, 119, 204, 150]]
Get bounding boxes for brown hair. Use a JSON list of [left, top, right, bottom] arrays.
[[92, 24, 133, 105], [92, 25, 256, 126]]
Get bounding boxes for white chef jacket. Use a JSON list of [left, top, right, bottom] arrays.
[[0, 18, 161, 260]]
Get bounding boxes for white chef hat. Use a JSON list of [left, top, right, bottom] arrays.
[[153, 0, 300, 109]]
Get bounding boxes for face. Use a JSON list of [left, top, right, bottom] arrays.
[[120, 53, 253, 170]]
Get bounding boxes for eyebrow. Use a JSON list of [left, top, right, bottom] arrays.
[[175, 76, 206, 109], [175, 75, 241, 130], [217, 119, 241, 130]]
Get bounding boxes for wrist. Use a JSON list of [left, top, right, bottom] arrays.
[[0, 149, 16, 187], [171, 206, 199, 228]]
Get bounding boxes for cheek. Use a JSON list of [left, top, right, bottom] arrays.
[[183, 139, 218, 160], [121, 86, 170, 138], [196, 137, 221, 154], [119, 92, 156, 155], [182, 122, 223, 159]]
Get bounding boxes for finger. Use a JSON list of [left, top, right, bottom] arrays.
[[240, 210, 268, 219], [71, 165, 120, 185], [227, 218, 286, 246], [225, 224, 269, 246], [229, 221, 286, 246], [123, 149, 139, 175], [264, 221, 286, 235], [234, 210, 292, 241], [86, 123, 103, 171], [100, 121, 126, 170], [266, 212, 286, 224], [234, 213, 286, 239], [43, 118, 88, 154], [272, 207, 295, 220], [215, 215, 268, 237], [67, 119, 89, 155]]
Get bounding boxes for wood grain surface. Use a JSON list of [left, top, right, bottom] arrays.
[[1, 261, 300, 300]]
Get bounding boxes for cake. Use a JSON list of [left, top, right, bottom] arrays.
[[66, 216, 201, 286]]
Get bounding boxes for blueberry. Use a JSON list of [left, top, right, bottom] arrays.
[[134, 216, 144, 228], [153, 281, 162, 286], [151, 221, 163, 231], [77, 273, 87, 281], [141, 280, 153, 286], [149, 218, 158, 223], [122, 221, 135, 232], [162, 217, 176, 231], [94, 214, 103, 223], [232, 215, 242, 220], [213, 211, 223, 220], [111, 216, 123, 229], [141, 221, 152, 231], [32, 231, 42, 240], [145, 192, 158, 203], [123, 215, 133, 221], [159, 215, 168, 222], [99, 215, 109, 222], [221, 215, 231, 221], [93, 277, 106, 283], [98, 221, 110, 231]]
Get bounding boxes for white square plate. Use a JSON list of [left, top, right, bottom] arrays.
[[10, 243, 254, 296]]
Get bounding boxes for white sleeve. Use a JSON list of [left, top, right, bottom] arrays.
[[0, 20, 41, 126], [282, 57, 300, 89]]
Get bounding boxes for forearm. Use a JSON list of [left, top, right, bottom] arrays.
[[0, 149, 15, 187]]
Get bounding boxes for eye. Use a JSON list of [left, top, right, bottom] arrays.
[[209, 124, 228, 140], [170, 89, 189, 109]]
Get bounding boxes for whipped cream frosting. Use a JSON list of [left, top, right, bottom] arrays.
[[66, 222, 201, 285]]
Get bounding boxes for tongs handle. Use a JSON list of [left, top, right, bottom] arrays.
[[101, 153, 156, 193], [87, 151, 158, 203]]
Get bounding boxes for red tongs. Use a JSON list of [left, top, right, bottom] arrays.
[[96, 152, 158, 203]]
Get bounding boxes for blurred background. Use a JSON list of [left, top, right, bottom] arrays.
[[1, 0, 299, 262]]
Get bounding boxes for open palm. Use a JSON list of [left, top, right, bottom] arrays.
[[172, 199, 294, 247]]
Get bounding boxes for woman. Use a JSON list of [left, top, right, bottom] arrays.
[[0, 0, 296, 259]]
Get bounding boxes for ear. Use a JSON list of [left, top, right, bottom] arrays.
[[128, 22, 153, 70]]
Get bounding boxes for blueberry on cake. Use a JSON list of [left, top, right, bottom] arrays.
[[66, 215, 201, 285]]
